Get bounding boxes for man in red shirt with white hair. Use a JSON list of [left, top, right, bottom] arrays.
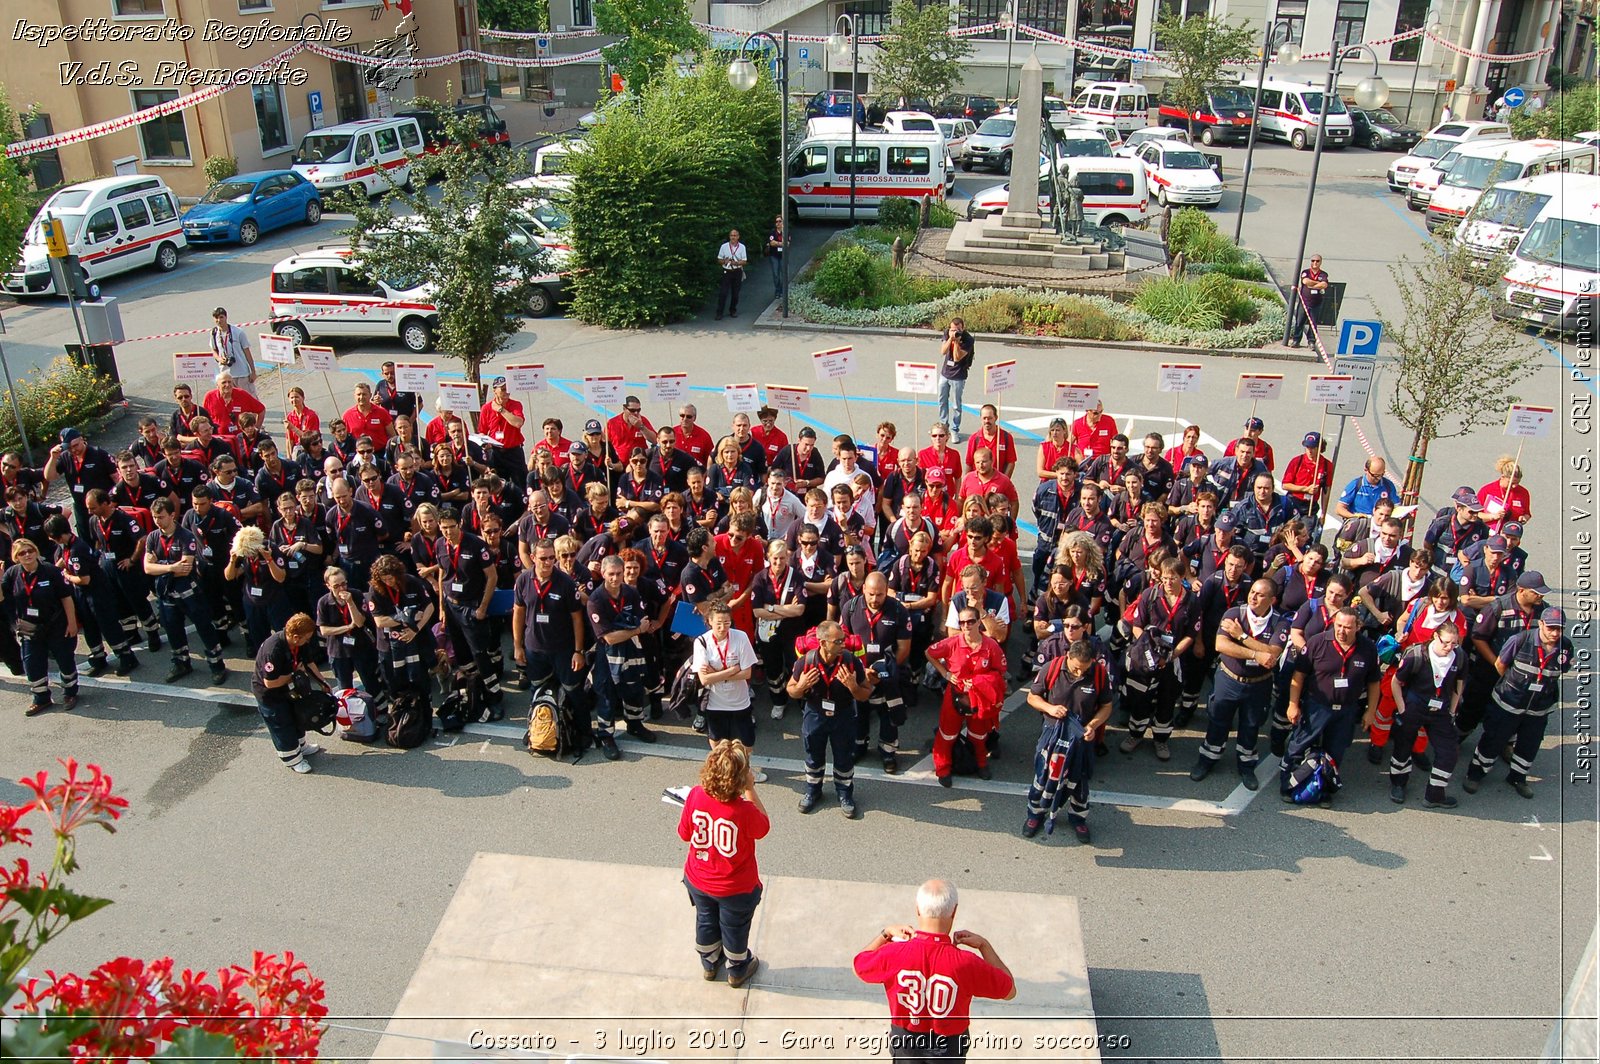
[[1071, 401, 1118, 461], [202, 373, 265, 436], [854, 878, 1016, 1063]]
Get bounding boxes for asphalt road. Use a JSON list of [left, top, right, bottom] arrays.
[[1, 132, 1594, 1063]]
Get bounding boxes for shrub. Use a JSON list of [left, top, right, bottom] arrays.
[[1133, 274, 1257, 330], [1165, 207, 1213, 257], [203, 155, 238, 185], [934, 291, 1029, 333], [1193, 257, 1269, 282], [1508, 89, 1598, 142], [927, 201, 960, 229], [808, 239, 957, 309], [811, 243, 876, 306], [876, 197, 920, 231], [1196, 273, 1259, 327], [0, 356, 120, 453]]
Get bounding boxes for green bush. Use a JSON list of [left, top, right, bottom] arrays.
[[1165, 207, 1214, 257], [927, 202, 959, 229], [203, 156, 238, 185], [876, 197, 920, 231], [811, 243, 876, 305], [1195, 257, 1269, 281], [0, 356, 119, 453], [567, 59, 780, 327], [1023, 297, 1142, 340], [1133, 274, 1257, 330], [934, 291, 1029, 333], [1509, 89, 1598, 142], [1197, 273, 1258, 327], [808, 240, 957, 310]]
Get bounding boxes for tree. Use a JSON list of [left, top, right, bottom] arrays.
[[567, 58, 779, 328], [478, 0, 547, 31], [337, 100, 546, 392], [1378, 244, 1538, 501], [1153, 14, 1257, 140], [0, 85, 39, 279], [595, 0, 704, 94], [1508, 87, 1599, 141], [870, 0, 973, 106]]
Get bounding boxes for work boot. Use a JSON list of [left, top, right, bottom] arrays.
[[798, 787, 822, 814], [625, 720, 658, 743], [165, 660, 194, 683], [1119, 734, 1141, 754], [1367, 742, 1386, 765], [1190, 757, 1214, 782], [839, 789, 858, 819], [1238, 766, 1260, 791], [1153, 739, 1171, 762], [1424, 793, 1459, 808], [210, 664, 228, 685], [115, 654, 139, 676], [1462, 774, 1482, 794], [882, 753, 899, 775], [596, 730, 621, 761], [1389, 782, 1407, 804], [1022, 816, 1042, 838], [86, 657, 109, 678], [1513, 778, 1535, 799], [146, 629, 162, 653]]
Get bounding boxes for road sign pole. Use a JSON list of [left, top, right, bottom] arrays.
[[1319, 414, 1348, 543]]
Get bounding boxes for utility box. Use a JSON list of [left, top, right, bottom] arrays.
[[80, 296, 125, 345]]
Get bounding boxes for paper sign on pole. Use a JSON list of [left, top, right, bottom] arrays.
[[812, 346, 856, 381], [394, 362, 436, 393], [299, 346, 337, 372], [1235, 373, 1284, 401], [724, 383, 760, 413], [582, 375, 625, 407], [984, 360, 1018, 393], [437, 381, 479, 414], [1053, 382, 1100, 411], [504, 363, 547, 394], [649, 373, 688, 405], [1157, 363, 1203, 393], [1505, 404, 1554, 438], [1305, 375, 1353, 405], [258, 334, 297, 367], [173, 353, 216, 382], [894, 361, 938, 395], [767, 385, 811, 413]]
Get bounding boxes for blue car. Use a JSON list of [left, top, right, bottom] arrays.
[[182, 170, 322, 246]]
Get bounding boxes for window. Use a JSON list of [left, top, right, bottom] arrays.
[[1157, 0, 1210, 19], [86, 209, 119, 243], [280, 267, 329, 294], [957, 0, 1005, 41], [1017, 0, 1068, 38], [834, 146, 881, 175], [1115, 94, 1137, 112], [399, 123, 422, 150], [253, 84, 290, 154], [354, 135, 374, 163], [113, 0, 163, 14], [374, 126, 399, 153], [1258, 89, 1283, 110], [571, 0, 592, 27], [846, 0, 893, 38], [887, 147, 931, 175], [461, 59, 484, 97], [1076, 171, 1136, 197], [1334, 0, 1367, 49], [237, 0, 271, 9], [116, 198, 151, 229], [333, 268, 383, 296], [1274, 0, 1307, 45], [792, 146, 829, 177], [131, 90, 189, 161], [149, 192, 176, 223], [1389, 0, 1428, 60]]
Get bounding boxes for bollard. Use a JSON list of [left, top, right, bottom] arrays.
[[892, 236, 906, 269]]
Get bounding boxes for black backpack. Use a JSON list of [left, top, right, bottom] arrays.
[[666, 654, 708, 721], [386, 691, 432, 749]]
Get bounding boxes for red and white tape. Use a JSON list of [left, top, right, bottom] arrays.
[[479, 26, 604, 39]]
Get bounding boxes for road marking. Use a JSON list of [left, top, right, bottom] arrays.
[[1369, 189, 1437, 244], [1530, 845, 1554, 861]]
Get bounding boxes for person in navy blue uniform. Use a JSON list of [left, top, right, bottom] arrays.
[[647, 426, 696, 495], [1119, 558, 1199, 761], [1192, 578, 1289, 789], [324, 479, 381, 588], [355, 463, 406, 551], [110, 452, 162, 523], [513, 536, 588, 715], [387, 451, 440, 533], [1227, 473, 1294, 568], [43, 427, 117, 539], [1, 484, 58, 552], [365, 553, 437, 697], [143, 498, 227, 685], [437, 507, 504, 707], [1387, 621, 1467, 806], [1282, 608, 1382, 805], [251, 613, 328, 774], [1464, 607, 1573, 799], [841, 572, 913, 774], [183, 485, 243, 640], [1206, 437, 1268, 509], [317, 566, 383, 701], [86, 488, 161, 653], [252, 438, 298, 519], [1182, 544, 1253, 726], [1423, 488, 1490, 579], [1458, 534, 1519, 611], [45, 515, 112, 677], [1024, 639, 1114, 842], [1462, 571, 1546, 740], [3, 537, 80, 715], [589, 554, 659, 757], [788, 619, 875, 818], [225, 526, 290, 657], [154, 438, 205, 510], [268, 492, 325, 617], [206, 455, 262, 525], [751, 538, 808, 719]]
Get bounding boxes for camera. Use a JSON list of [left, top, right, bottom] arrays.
[[395, 605, 422, 630]]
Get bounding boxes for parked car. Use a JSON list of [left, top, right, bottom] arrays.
[[1353, 108, 1421, 151], [937, 118, 977, 160], [1132, 140, 1224, 207], [1387, 120, 1512, 192], [965, 158, 1149, 230], [1054, 127, 1114, 159], [805, 90, 864, 122], [1155, 85, 1257, 145], [1115, 126, 1191, 158], [964, 115, 1018, 173], [934, 93, 1000, 122], [182, 171, 321, 246], [5, 176, 185, 296], [394, 103, 510, 151]]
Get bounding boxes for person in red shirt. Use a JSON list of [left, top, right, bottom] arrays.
[[283, 387, 320, 451], [202, 373, 266, 436], [342, 383, 393, 450], [714, 512, 765, 639], [926, 602, 1008, 783], [677, 740, 770, 987], [1224, 417, 1276, 472], [1034, 417, 1072, 482], [964, 404, 1017, 478], [1163, 423, 1206, 471], [873, 421, 900, 480], [478, 375, 528, 485], [676, 403, 719, 467], [742, 406, 783, 470], [606, 395, 656, 477], [1281, 431, 1333, 522], [854, 879, 1016, 1061], [1070, 402, 1118, 461], [957, 448, 1018, 519], [532, 417, 572, 470], [425, 397, 462, 450], [918, 424, 963, 486]]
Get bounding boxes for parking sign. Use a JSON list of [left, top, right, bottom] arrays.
[[1337, 318, 1383, 356]]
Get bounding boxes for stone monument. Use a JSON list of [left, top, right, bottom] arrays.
[[1002, 53, 1046, 230]]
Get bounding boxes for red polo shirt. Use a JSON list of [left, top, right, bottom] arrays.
[[917, 445, 963, 485], [678, 787, 769, 896], [201, 388, 265, 435], [676, 423, 718, 466], [479, 398, 526, 449], [854, 930, 1014, 1036], [606, 412, 656, 463], [964, 428, 1017, 472], [342, 403, 393, 448], [1071, 412, 1118, 460], [958, 469, 1018, 511]]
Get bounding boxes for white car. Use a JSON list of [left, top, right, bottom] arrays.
[[1115, 126, 1191, 158], [1133, 140, 1223, 207], [937, 118, 977, 160], [1060, 117, 1124, 150], [1056, 128, 1115, 160], [964, 115, 1019, 173]]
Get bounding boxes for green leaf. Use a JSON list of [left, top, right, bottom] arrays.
[[2, 1013, 98, 1064], [51, 889, 114, 923], [154, 1027, 246, 1062], [5, 886, 56, 918]]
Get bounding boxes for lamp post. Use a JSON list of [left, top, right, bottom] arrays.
[[729, 31, 792, 318], [1401, 18, 1440, 125], [828, 14, 861, 223], [1001, 2, 1016, 103], [1282, 38, 1390, 345], [1233, 20, 1298, 243]]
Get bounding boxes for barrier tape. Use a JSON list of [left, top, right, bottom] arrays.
[[114, 297, 434, 345], [479, 26, 605, 39]]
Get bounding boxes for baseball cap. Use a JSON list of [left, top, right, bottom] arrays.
[[1450, 487, 1482, 509], [1183, 454, 1209, 470], [1540, 606, 1566, 627], [583, 418, 603, 435], [491, 376, 508, 388], [1518, 571, 1552, 594], [1501, 521, 1524, 538], [798, 426, 817, 440], [568, 441, 587, 455], [1216, 512, 1237, 532], [1486, 535, 1509, 552], [1302, 431, 1322, 449], [1245, 417, 1265, 431], [925, 466, 947, 484], [59, 427, 83, 445]]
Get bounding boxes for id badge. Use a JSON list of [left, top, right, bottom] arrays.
[[203, 547, 214, 558], [535, 612, 550, 624], [1160, 633, 1175, 648], [25, 607, 39, 618], [249, 587, 263, 598], [342, 635, 357, 646], [72, 484, 84, 495], [1528, 682, 1544, 692], [339, 544, 351, 557], [821, 698, 836, 717], [1427, 698, 1443, 710], [451, 581, 465, 594], [287, 560, 300, 570], [1334, 677, 1349, 689], [867, 642, 880, 654]]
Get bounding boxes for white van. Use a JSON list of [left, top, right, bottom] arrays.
[[1387, 119, 1511, 193], [291, 117, 424, 198], [1067, 82, 1151, 135], [966, 157, 1150, 230], [526, 140, 584, 192], [788, 131, 949, 219], [3, 175, 185, 297], [1424, 138, 1597, 230], [1234, 77, 1352, 150], [1496, 194, 1599, 337], [1454, 171, 1599, 261], [268, 247, 440, 353]]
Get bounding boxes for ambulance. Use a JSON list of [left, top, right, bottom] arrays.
[[1066, 82, 1152, 135], [290, 117, 425, 198], [1453, 171, 1598, 261], [1424, 138, 1596, 231], [3, 175, 185, 296], [787, 129, 949, 219], [268, 247, 440, 353], [1496, 191, 1599, 339], [1234, 76, 1352, 150]]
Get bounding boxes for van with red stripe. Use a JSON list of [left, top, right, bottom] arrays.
[[268, 247, 440, 354], [1067, 82, 1152, 135], [1495, 186, 1599, 340], [1424, 138, 1596, 232], [1234, 77, 1351, 150], [4, 176, 185, 297], [291, 118, 425, 198], [787, 127, 949, 219]]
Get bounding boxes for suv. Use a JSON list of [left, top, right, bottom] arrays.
[[935, 93, 1000, 122], [964, 115, 1018, 173], [805, 90, 861, 120], [268, 248, 440, 353]]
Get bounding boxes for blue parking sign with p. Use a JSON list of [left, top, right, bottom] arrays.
[[1338, 319, 1382, 355]]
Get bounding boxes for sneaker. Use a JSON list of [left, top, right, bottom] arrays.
[[727, 956, 760, 989], [290, 759, 313, 774], [1153, 740, 1171, 762], [770, 704, 785, 720], [1238, 767, 1259, 791], [301, 742, 324, 757], [115, 655, 139, 676], [1072, 821, 1092, 844], [1366, 743, 1386, 765], [937, 774, 952, 788], [753, 770, 768, 783], [882, 754, 900, 775], [1022, 816, 1042, 838], [625, 720, 659, 743], [949, 432, 962, 445], [1190, 758, 1214, 782], [839, 792, 858, 819], [692, 713, 707, 733], [1389, 783, 1407, 804], [1119, 734, 1141, 754], [165, 661, 194, 683], [798, 789, 822, 814], [1424, 794, 1460, 809], [1513, 779, 1535, 799], [86, 658, 109, 678], [975, 764, 992, 781], [596, 730, 621, 761]]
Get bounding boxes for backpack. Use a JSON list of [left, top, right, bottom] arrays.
[[289, 677, 338, 736], [1287, 751, 1341, 804], [524, 684, 593, 761], [435, 688, 468, 732], [666, 655, 707, 721], [386, 691, 432, 749], [335, 687, 377, 743], [525, 695, 559, 754]]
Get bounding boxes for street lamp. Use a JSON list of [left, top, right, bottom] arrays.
[[827, 13, 861, 223], [1001, 2, 1016, 103], [1233, 20, 1297, 243], [1282, 39, 1389, 345], [1401, 20, 1439, 126], [729, 30, 792, 318]]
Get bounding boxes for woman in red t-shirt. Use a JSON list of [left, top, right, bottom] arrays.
[[678, 741, 770, 987]]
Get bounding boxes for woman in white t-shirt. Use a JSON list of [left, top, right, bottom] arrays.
[[693, 603, 763, 775]]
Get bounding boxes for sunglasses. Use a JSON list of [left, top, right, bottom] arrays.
[[362, 476, 380, 484], [958, 619, 979, 627], [930, 433, 947, 439], [625, 407, 641, 414], [680, 413, 695, 419], [557, 552, 577, 560], [799, 539, 819, 547]]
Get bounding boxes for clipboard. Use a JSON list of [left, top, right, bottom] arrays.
[[671, 599, 708, 638]]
